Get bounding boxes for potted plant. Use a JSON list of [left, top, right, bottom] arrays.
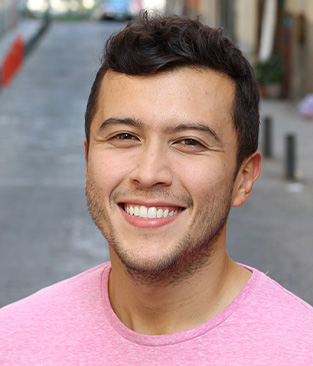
[[254, 53, 284, 98]]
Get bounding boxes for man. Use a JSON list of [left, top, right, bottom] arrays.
[[1, 12, 312, 365]]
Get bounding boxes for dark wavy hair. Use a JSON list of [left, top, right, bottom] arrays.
[[85, 11, 259, 170]]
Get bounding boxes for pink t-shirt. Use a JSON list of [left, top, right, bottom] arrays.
[[1, 262, 313, 365]]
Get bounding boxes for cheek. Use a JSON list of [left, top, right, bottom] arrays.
[[180, 159, 227, 196], [87, 151, 130, 191]]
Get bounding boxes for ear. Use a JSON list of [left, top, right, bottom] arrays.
[[232, 151, 261, 207], [84, 139, 88, 174]]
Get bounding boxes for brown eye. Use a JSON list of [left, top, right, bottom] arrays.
[[115, 133, 137, 140], [181, 139, 202, 146], [173, 138, 207, 153], [108, 132, 141, 148]]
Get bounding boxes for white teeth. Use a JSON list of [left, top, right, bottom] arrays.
[[124, 205, 182, 219], [139, 206, 148, 218], [148, 207, 157, 219]]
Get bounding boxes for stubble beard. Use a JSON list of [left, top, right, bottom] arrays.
[[86, 178, 233, 288]]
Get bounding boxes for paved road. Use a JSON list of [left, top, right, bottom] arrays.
[[0, 21, 313, 308]]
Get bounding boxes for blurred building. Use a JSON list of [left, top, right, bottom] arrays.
[[0, 0, 19, 39], [165, 0, 313, 100], [1, 0, 312, 99], [284, 0, 313, 99], [0, 1, 50, 38]]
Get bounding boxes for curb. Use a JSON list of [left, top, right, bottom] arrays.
[[24, 19, 50, 57]]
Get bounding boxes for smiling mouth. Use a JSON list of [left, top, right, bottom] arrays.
[[122, 204, 184, 219]]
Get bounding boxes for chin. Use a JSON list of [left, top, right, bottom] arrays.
[[110, 233, 217, 287], [113, 243, 179, 272]]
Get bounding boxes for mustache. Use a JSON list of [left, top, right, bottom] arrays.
[[110, 187, 193, 207]]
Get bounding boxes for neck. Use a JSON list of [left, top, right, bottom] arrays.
[[108, 248, 251, 335]]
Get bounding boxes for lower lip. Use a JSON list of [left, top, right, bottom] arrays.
[[120, 206, 183, 229]]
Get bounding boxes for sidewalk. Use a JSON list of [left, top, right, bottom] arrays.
[[0, 18, 49, 88], [228, 97, 313, 304], [260, 98, 313, 185]]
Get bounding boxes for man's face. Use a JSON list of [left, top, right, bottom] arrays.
[[85, 67, 247, 284]]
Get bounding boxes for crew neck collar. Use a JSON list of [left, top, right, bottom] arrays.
[[101, 262, 259, 347]]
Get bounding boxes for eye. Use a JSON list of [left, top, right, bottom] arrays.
[[107, 132, 140, 148], [180, 139, 203, 146], [173, 138, 207, 153], [113, 133, 138, 140]]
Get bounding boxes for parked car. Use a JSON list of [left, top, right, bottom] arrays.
[[94, 0, 136, 21]]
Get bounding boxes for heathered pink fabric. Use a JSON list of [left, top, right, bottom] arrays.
[[1, 262, 313, 365]]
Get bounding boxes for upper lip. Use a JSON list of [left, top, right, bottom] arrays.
[[118, 200, 187, 209]]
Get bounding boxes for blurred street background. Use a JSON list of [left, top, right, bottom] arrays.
[[0, 0, 313, 308]]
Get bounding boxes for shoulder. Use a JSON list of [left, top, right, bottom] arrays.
[[222, 265, 313, 360], [251, 267, 313, 314], [0, 263, 112, 364], [238, 265, 313, 335], [0, 262, 110, 328]]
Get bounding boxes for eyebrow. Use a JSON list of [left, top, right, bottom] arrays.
[[98, 118, 142, 132], [98, 118, 221, 143]]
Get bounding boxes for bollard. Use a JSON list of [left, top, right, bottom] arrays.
[[1, 36, 24, 87], [263, 116, 272, 158], [285, 134, 296, 181]]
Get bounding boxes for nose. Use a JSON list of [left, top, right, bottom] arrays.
[[129, 143, 173, 188]]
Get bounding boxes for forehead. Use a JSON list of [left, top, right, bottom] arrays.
[[94, 67, 236, 137]]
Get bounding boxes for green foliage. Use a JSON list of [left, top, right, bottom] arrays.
[[254, 54, 284, 85]]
